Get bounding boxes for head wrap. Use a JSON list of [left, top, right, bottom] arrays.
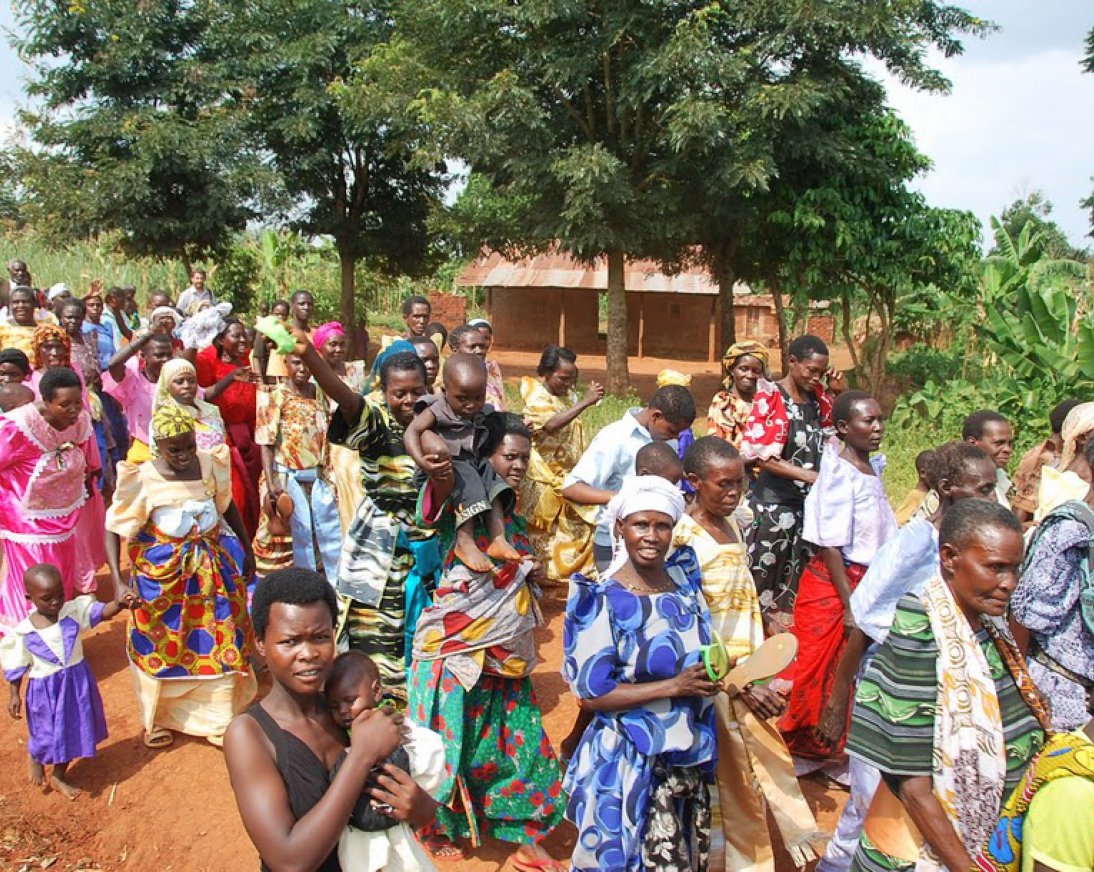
[[151, 402, 196, 442], [31, 324, 72, 368], [1060, 402, 1094, 470], [602, 475, 687, 577], [149, 358, 219, 456], [722, 340, 769, 380], [150, 305, 179, 322], [656, 368, 691, 388], [467, 318, 492, 330], [312, 321, 346, 351], [47, 283, 71, 301], [370, 338, 416, 391]]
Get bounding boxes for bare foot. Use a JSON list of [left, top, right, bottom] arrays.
[[28, 758, 44, 787], [50, 774, 81, 801], [486, 536, 521, 562], [455, 541, 493, 573], [513, 843, 566, 871]]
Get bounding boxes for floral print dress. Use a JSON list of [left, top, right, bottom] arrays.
[[563, 547, 717, 872]]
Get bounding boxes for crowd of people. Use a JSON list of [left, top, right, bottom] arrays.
[[0, 255, 1092, 872]]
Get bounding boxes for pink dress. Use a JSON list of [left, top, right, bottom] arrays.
[[0, 405, 100, 634]]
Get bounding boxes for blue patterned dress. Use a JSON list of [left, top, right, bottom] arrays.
[[563, 547, 717, 871]]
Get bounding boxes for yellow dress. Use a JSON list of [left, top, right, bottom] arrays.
[[673, 514, 824, 872], [518, 376, 598, 582]]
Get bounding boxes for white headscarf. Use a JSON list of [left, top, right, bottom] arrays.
[[602, 475, 686, 578]]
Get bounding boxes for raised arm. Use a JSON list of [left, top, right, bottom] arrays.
[[289, 328, 363, 421], [106, 332, 148, 383]]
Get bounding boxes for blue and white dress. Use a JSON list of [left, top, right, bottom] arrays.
[[562, 547, 717, 872]]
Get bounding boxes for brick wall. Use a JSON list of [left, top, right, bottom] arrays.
[[806, 314, 835, 344], [428, 292, 467, 327]]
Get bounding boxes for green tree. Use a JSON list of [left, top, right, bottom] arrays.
[[992, 192, 1088, 262], [11, 0, 260, 271], [210, 0, 444, 352], [364, 0, 988, 392]]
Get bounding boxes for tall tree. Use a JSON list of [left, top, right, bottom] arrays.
[[12, 0, 259, 271], [366, 1, 988, 392], [991, 192, 1088, 262], [210, 0, 443, 352]]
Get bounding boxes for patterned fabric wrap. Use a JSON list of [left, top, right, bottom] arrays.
[[127, 521, 253, 679], [739, 379, 833, 463], [412, 559, 543, 690], [31, 323, 70, 368], [1021, 499, 1094, 642], [641, 761, 711, 872], [706, 390, 753, 448], [721, 340, 769, 376], [974, 731, 1094, 872]]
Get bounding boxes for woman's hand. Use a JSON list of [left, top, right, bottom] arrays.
[[368, 764, 439, 830], [233, 367, 259, 384], [287, 326, 311, 357], [739, 683, 786, 720], [583, 381, 605, 406], [826, 369, 847, 394], [672, 663, 721, 699], [817, 676, 852, 747], [8, 688, 21, 719], [842, 608, 856, 637], [349, 707, 404, 761]]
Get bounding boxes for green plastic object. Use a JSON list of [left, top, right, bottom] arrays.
[[255, 316, 298, 355], [701, 630, 731, 682]]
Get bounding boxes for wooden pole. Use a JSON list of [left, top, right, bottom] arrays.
[[637, 294, 645, 359], [558, 288, 566, 347], [708, 295, 717, 362]]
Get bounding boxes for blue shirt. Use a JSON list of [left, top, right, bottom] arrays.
[[83, 322, 115, 370]]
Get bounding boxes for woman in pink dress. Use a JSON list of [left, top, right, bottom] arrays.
[[0, 367, 100, 633]]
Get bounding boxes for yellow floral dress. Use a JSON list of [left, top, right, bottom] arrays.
[[707, 387, 753, 448], [519, 376, 598, 582]]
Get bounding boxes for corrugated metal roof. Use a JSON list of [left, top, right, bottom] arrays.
[[456, 250, 753, 296]]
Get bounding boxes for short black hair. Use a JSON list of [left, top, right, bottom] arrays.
[[933, 441, 992, 486], [636, 441, 684, 479], [272, 299, 290, 311], [406, 334, 437, 353], [788, 334, 829, 362], [832, 390, 875, 428], [8, 286, 34, 302], [144, 333, 174, 351], [914, 449, 938, 481], [647, 385, 696, 426], [448, 323, 480, 351], [426, 322, 447, 343], [379, 350, 427, 389], [0, 348, 31, 375], [291, 289, 314, 302], [537, 345, 577, 377], [401, 295, 431, 317], [683, 435, 741, 478], [481, 411, 531, 458], [60, 298, 86, 317], [1050, 399, 1084, 435], [939, 498, 1022, 550], [962, 409, 1009, 441], [39, 366, 82, 400], [251, 568, 338, 639], [327, 650, 380, 694]]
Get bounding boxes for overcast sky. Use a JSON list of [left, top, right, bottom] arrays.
[[1, 0, 1091, 248]]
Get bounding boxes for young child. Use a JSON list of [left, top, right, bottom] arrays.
[[634, 439, 684, 485], [325, 651, 445, 872], [404, 352, 519, 571], [674, 437, 825, 869], [2, 563, 136, 800], [893, 448, 937, 525]]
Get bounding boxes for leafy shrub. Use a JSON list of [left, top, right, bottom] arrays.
[[887, 344, 974, 390]]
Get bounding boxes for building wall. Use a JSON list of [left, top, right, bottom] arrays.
[[427, 292, 467, 327], [625, 293, 717, 360], [487, 287, 600, 353]]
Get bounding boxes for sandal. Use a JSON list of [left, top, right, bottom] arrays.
[[423, 836, 465, 863], [143, 726, 174, 749], [511, 848, 569, 872]]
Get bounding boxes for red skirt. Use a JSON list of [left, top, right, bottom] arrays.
[[778, 554, 866, 759], [225, 422, 261, 538]]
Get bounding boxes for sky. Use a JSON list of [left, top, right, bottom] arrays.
[[1, 0, 1092, 249]]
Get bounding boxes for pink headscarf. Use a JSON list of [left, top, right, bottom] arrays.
[[312, 321, 346, 350]]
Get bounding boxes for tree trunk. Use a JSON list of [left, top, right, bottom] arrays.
[[181, 250, 193, 277], [338, 247, 358, 358], [840, 289, 862, 375], [605, 249, 630, 395], [715, 256, 736, 350], [772, 288, 789, 376]]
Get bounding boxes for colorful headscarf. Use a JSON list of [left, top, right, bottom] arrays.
[[369, 338, 416, 390], [31, 324, 72, 368], [722, 340, 769, 386], [149, 358, 218, 454], [312, 321, 346, 351], [1060, 401, 1094, 470], [656, 368, 692, 388], [150, 401, 196, 442]]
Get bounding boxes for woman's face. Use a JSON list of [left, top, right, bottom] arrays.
[[320, 334, 347, 367], [0, 362, 27, 384], [84, 296, 103, 322], [404, 303, 430, 336], [10, 291, 35, 325], [220, 323, 249, 360], [384, 368, 427, 427], [489, 433, 530, 491], [476, 326, 494, 352], [285, 355, 310, 387], [272, 302, 290, 320], [168, 369, 198, 405], [840, 399, 884, 453], [41, 386, 83, 430], [544, 359, 578, 397], [39, 341, 69, 369], [788, 352, 828, 393], [60, 305, 84, 337], [256, 601, 336, 695], [617, 510, 674, 570], [157, 431, 197, 470], [941, 458, 998, 502], [413, 342, 440, 386], [942, 525, 1024, 624], [690, 456, 745, 518], [729, 354, 764, 396]]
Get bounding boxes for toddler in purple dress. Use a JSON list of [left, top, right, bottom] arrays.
[[2, 562, 135, 799]]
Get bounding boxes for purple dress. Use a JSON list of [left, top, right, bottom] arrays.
[[0, 596, 108, 765]]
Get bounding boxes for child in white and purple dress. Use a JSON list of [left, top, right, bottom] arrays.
[[2, 563, 135, 800]]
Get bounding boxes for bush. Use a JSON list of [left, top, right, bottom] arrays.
[[887, 344, 975, 390]]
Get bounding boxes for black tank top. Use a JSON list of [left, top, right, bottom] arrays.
[[246, 704, 342, 872]]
